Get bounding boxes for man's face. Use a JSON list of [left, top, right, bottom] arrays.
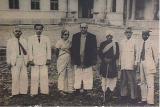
[[35, 26, 43, 36], [125, 29, 132, 39], [13, 28, 22, 38], [80, 24, 88, 34], [142, 34, 149, 41], [106, 35, 113, 41]]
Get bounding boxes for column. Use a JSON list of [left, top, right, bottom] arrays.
[[131, 0, 136, 20], [116, 0, 124, 13], [93, 0, 106, 19], [68, 0, 78, 18], [144, 0, 154, 20], [59, 0, 67, 12], [107, 0, 113, 12], [126, 0, 130, 20]]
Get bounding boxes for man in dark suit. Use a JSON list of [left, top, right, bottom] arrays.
[[71, 23, 97, 94]]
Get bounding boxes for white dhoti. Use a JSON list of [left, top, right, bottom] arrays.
[[140, 61, 155, 104], [11, 57, 28, 95], [101, 77, 117, 92], [74, 67, 93, 90], [30, 65, 49, 95]]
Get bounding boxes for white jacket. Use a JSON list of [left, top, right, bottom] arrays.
[[28, 35, 51, 65], [138, 38, 156, 73], [119, 38, 138, 70], [7, 37, 28, 66]]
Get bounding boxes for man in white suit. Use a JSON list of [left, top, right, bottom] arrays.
[[119, 27, 138, 104], [28, 24, 51, 96], [7, 26, 28, 96], [138, 30, 156, 106]]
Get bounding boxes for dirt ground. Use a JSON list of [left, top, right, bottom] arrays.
[[0, 54, 159, 106]]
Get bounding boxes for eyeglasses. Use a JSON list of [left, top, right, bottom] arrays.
[[64, 33, 69, 35], [125, 32, 132, 33], [15, 30, 21, 32], [80, 27, 87, 29]]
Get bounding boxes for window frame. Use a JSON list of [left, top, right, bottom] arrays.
[[9, 0, 19, 9], [31, 0, 40, 10], [50, 0, 59, 10]]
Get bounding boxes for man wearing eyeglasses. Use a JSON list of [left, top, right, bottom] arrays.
[[118, 27, 138, 104], [71, 23, 97, 95], [7, 26, 28, 96]]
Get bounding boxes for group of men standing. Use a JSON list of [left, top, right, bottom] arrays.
[[6, 23, 157, 106]]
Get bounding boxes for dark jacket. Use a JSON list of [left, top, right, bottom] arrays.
[[71, 32, 97, 68], [98, 40, 119, 78]]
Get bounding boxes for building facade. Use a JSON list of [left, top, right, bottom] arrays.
[[0, 0, 159, 28]]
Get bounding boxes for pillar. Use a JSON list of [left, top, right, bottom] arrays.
[[68, 0, 78, 18], [144, 0, 154, 20], [116, 0, 124, 13], [131, 0, 136, 20], [93, 0, 106, 19], [126, 0, 130, 20], [107, 0, 113, 12], [59, 0, 67, 12]]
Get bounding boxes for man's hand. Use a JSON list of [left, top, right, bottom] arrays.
[[134, 65, 138, 70], [46, 59, 51, 65], [8, 64, 12, 70], [28, 61, 35, 66]]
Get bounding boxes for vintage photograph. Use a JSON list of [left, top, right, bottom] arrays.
[[0, 0, 159, 106]]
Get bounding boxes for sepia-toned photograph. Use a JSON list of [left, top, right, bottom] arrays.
[[0, 0, 159, 106]]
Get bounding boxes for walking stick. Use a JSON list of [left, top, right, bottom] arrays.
[[103, 63, 109, 103]]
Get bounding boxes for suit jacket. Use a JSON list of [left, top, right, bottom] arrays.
[[7, 37, 28, 66], [28, 35, 51, 65], [71, 32, 97, 68], [119, 38, 138, 70], [138, 38, 156, 73]]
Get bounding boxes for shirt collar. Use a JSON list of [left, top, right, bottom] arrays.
[[143, 37, 151, 43]]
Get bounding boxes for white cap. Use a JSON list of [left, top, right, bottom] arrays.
[[106, 30, 114, 36]]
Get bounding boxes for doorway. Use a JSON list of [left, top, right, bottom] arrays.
[[78, 0, 94, 18]]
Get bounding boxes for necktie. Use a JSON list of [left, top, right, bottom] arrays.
[[38, 36, 40, 43], [141, 41, 145, 61], [18, 38, 21, 55]]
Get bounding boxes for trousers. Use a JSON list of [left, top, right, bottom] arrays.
[[11, 57, 28, 95], [120, 70, 137, 99], [140, 61, 155, 104], [30, 65, 49, 95]]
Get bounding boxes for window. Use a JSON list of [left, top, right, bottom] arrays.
[[31, 0, 40, 10], [50, 0, 58, 10], [9, 0, 19, 9], [135, 0, 145, 20], [112, 0, 116, 12]]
